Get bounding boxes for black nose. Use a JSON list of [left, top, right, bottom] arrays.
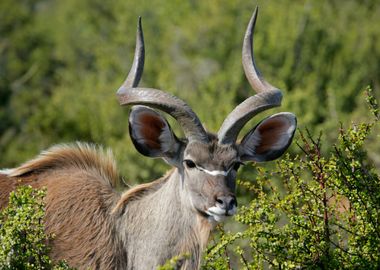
[[215, 195, 237, 211]]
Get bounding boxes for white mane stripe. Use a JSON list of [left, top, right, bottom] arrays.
[[0, 168, 14, 175]]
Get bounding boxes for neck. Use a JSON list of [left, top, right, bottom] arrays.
[[115, 169, 212, 269]]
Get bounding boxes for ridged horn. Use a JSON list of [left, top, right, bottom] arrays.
[[117, 18, 209, 143], [218, 7, 283, 144]]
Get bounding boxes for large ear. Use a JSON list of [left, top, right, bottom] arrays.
[[129, 106, 183, 164], [239, 112, 297, 162]]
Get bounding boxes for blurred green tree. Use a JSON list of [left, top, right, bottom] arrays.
[[1, 0, 379, 180]]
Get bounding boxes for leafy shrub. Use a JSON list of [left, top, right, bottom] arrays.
[[157, 254, 190, 270], [203, 88, 380, 269], [0, 186, 74, 270]]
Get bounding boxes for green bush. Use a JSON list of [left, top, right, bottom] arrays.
[[0, 186, 74, 270], [202, 88, 380, 269]]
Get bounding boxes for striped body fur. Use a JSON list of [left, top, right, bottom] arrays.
[[0, 143, 211, 269]]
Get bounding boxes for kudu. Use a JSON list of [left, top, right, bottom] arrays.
[[0, 8, 296, 270]]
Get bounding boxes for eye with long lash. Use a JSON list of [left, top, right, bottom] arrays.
[[184, 159, 196, 169]]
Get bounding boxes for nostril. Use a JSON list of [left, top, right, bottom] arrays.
[[229, 197, 237, 209], [215, 198, 225, 206]]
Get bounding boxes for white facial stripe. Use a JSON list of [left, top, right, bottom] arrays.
[[197, 167, 230, 176], [184, 156, 238, 176]]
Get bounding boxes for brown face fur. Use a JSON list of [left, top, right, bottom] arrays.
[[181, 137, 240, 219]]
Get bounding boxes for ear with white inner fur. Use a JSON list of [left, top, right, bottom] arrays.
[[239, 112, 297, 162], [129, 105, 183, 165]]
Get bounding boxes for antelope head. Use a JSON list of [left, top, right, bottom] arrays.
[[116, 7, 297, 223]]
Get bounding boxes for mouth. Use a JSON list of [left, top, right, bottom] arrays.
[[205, 206, 237, 223]]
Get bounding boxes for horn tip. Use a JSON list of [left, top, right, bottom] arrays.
[[252, 6, 259, 25], [137, 16, 142, 30], [245, 6, 259, 41]]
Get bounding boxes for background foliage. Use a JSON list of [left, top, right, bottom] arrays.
[[1, 0, 379, 269], [1, 0, 379, 180]]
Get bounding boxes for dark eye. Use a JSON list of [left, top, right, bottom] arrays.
[[184, 159, 196, 169], [232, 162, 243, 171]]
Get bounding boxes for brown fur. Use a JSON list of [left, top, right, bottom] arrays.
[[256, 118, 288, 154], [0, 143, 211, 269], [10, 142, 119, 187], [1, 143, 126, 268], [138, 113, 165, 149], [0, 173, 15, 209]]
